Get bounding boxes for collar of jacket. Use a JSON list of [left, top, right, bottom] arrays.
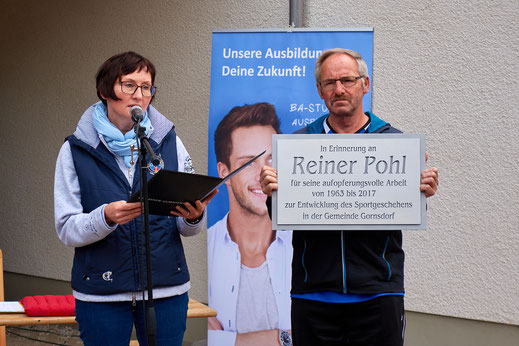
[[305, 111, 390, 134], [73, 101, 175, 149]]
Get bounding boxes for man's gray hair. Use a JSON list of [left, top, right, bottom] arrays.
[[314, 48, 368, 86]]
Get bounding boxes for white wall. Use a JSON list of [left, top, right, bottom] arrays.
[[0, 0, 517, 326]]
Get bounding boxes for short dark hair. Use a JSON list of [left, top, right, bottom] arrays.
[[214, 103, 281, 167], [95, 51, 156, 106]]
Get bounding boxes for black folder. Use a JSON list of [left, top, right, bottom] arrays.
[[128, 150, 266, 216]]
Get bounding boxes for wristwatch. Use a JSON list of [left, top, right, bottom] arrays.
[[279, 329, 292, 346]]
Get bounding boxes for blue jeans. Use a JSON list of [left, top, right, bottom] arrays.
[[75, 293, 188, 346]]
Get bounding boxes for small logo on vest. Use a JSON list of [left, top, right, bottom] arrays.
[[102, 271, 113, 282], [148, 155, 164, 175]]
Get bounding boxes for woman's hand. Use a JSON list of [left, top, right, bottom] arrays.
[[170, 189, 219, 221], [104, 201, 142, 226]]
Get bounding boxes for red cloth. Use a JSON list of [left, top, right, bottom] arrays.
[[20, 295, 75, 317]]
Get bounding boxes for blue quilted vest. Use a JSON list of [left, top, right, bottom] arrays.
[[66, 127, 190, 295]]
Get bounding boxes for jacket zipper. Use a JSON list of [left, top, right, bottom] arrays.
[[128, 167, 133, 195], [341, 231, 347, 293]]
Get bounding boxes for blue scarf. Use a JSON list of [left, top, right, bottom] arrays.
[[92, 103, 153, 168]]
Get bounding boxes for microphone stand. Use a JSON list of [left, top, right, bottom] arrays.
[[134, 122, 158, 346]]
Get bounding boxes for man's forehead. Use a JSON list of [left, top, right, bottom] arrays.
[[320, 53, 359, 76]]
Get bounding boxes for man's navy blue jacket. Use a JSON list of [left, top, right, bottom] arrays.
[[269, 112, 405, 295]]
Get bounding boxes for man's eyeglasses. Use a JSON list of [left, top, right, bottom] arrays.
[[319, 76, 364, 91], [119, 81, 156, 97]]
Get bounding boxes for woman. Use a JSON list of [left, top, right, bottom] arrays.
[[54, 51, 215, 345]]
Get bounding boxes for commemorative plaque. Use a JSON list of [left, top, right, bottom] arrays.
[[272, 134, 426, 230]]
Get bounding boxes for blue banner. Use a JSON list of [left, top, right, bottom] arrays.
[[208, 29, 374, 226], [207, 29, 373, 345]]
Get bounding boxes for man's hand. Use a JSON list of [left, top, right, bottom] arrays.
[[104, 201, 142, 226], [170, 189, 218, 221], [260, 166, 278, 197], [421, 167, 439, 197], [420, 153, 439, 198]]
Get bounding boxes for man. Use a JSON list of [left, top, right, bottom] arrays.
[[260, 49, 439, 346], [208, 103, 293, 346]]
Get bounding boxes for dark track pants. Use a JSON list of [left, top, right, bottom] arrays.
[[291, 295, 405, 346]]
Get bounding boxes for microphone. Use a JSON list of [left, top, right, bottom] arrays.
[[130, 105, 144, 123], [130, 105, 160, 166]]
